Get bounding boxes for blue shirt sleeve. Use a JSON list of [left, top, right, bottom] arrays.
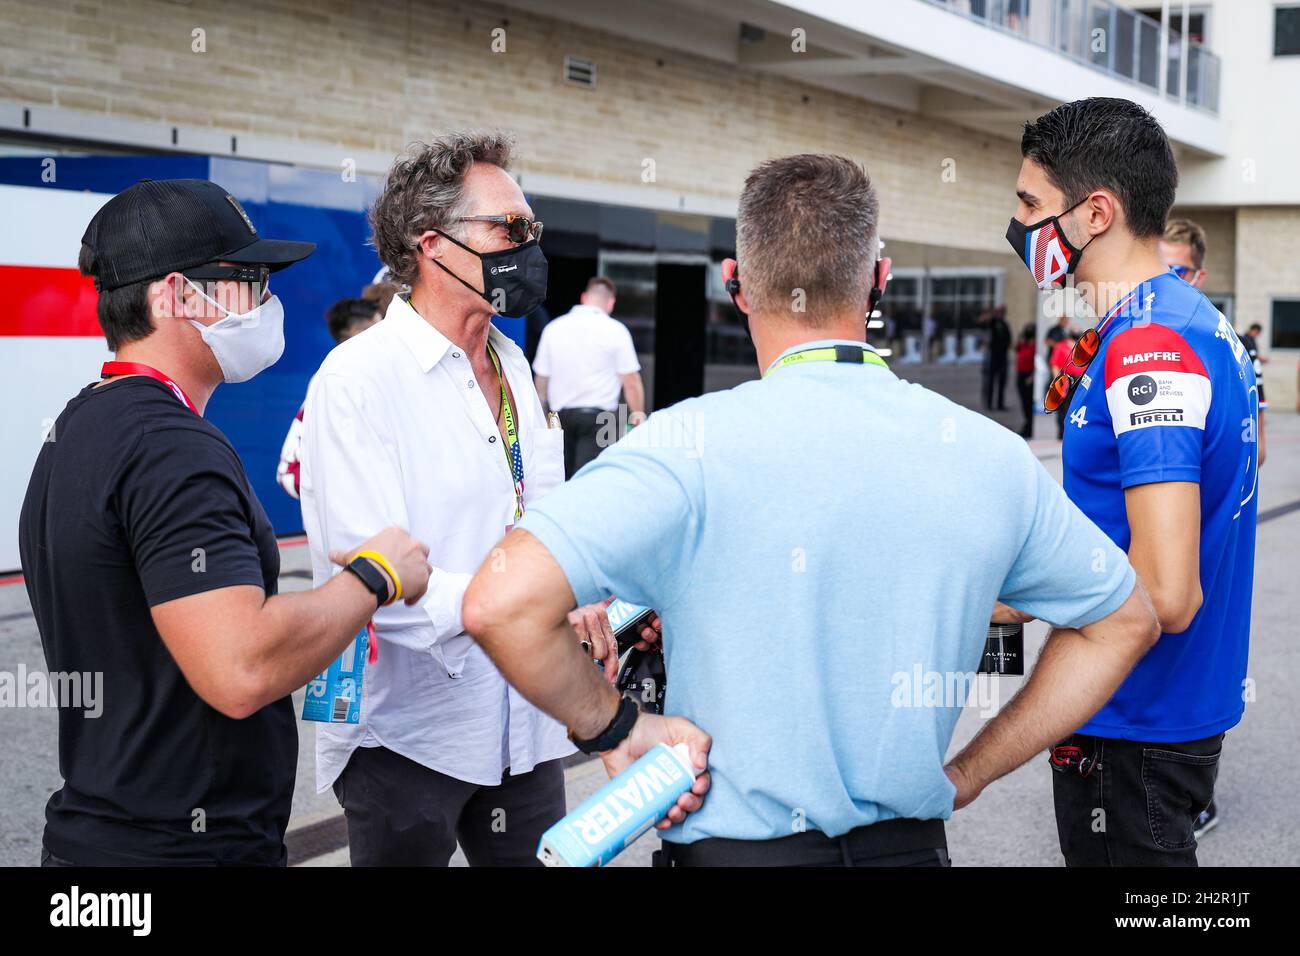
[[517, 408, 705, 611], [1102, 324, 1210, 489], [999, 454, 1137, 629]]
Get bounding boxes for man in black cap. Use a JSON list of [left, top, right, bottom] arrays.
[[19, 178, 433, 866]]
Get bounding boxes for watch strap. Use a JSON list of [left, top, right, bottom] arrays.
[[354, 549, 402, 604], [571, 695, 640, 754], [344, 556, 390, 609]]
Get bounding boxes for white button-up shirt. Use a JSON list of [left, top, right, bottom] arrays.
[[533, 304, 642, 411], [299, 294, 574, 791]]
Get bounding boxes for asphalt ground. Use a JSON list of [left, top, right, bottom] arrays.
[[1, 365, 1295, 867]]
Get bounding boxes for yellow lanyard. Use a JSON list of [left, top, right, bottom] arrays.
[[487, 343, 524, 520]]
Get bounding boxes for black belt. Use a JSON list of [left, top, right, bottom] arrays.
[[655, 817, 946, 867], [557, 406, 609, 416]]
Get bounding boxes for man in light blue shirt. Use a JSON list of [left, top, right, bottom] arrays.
[[463, 153, 1160, 866]]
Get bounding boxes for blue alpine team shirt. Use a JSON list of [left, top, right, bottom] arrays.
[[1062, 270, 1258, 741]]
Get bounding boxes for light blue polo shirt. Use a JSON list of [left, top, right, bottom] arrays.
[[519, 339, 1136, 844]]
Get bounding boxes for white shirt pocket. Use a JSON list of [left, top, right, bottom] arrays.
[[525, 427, 567, 505]]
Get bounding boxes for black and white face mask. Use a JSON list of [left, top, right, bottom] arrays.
[[433, 230, 548, 316]]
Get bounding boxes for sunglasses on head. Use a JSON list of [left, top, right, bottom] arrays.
[[1043, 327, 1100, 413], [455, 214, 544, 245]]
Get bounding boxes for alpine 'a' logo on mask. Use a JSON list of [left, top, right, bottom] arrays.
[[1028, 222, 1071, 289]]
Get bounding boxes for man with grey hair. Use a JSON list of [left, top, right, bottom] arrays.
[[462, 153, 1159, 866], [299, 131, 645, 865]]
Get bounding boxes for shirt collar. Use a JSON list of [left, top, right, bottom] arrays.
[[764, 338, 885, 376], [386, 294, 524, 374], [1095, 272, 1167, 342]]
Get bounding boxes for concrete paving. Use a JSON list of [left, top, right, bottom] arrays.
[[1, 366, 1295, 867]]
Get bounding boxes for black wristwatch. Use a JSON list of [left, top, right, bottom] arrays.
[[570, 695, 640, 754], [344, 556, 390, 609]]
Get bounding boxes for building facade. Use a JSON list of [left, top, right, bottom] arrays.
[[0, 0, 1295, 563]]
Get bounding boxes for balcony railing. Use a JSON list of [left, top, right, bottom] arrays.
[[922, 0, 1220, 114]]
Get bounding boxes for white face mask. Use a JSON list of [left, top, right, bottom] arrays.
[[184, 277, 285, 383]]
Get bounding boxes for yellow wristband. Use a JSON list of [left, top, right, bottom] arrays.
[[355, 550, 402, 606]]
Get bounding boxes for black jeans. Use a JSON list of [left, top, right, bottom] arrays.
[[557, 407, 607, 478], [1051, 732, 1224, 866], [983, 360, 1008, 410], [40, 846, 79, 867], [333, 745, 565, 866], [654, 817, 949, 867], [1016, 371, 1035, 435]]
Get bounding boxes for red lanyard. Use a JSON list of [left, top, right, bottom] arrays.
[[100, 361, 198, 414]]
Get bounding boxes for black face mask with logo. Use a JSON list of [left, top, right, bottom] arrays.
[[433, 230, 549, 316]]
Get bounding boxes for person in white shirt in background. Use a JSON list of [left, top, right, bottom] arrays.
[[533, 276, 646, 477], [299, 131, 624, 866], [276, 298, 381, 499]]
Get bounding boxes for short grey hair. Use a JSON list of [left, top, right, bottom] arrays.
[[736, 154, 879, 323], [370, 130, 515, 287]]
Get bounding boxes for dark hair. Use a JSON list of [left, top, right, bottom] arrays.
[[370, 131, 514, 287], [326, 298, 380, 343], [737, 153, 878, 321], [1248, 323, 1262, 334], [1020, 98, 1177, 238], [79, 242, 155, 351], [585, 276, 617, 299]]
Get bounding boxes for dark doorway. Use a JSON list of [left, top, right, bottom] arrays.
[[653, 262, 707, 410], [531, 251, 597, 362]]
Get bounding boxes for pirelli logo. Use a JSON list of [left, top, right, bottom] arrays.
[[1130, 407, 1185, 426], [1122, 351, 1181, 366]]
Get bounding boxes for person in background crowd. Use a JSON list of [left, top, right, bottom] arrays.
[[1009, 97, 1258, 866], [1048, 327, 1077, 439], [1043, 313, 1068, 362], [981, 305, 1012, 412], [362, 279, 403, 318], [1238, 322, 1267, 467], [533, 276, 646, 478], [300, 131, 626, 867], [461, 152, 1160, 868], [1160, 218, 1267, 471], [1015, 323, 1037, 438], [20, 178, 430, 866], [276, 297, 382, 499]]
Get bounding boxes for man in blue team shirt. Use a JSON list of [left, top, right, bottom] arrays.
[[1007, 98, 1258, 865], [461, 152, 1161, 867]]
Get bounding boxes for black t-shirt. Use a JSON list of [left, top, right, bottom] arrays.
[[19, 375, 295, 865]]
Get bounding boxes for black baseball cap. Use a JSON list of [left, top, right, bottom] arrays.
[[81, 178, 316, 291]]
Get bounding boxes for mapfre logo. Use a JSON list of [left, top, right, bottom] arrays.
[[1122, 351, 1180, 366]]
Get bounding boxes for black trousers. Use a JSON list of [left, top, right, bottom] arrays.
[[1016, 371, 1035, 436], [557, 407, 607, 478], [40, 846, 77, 867], [982, 360, 1008, 410], [1051, 732, 1224, 867], [654, 817, 949, 867], [333, 745, 565, 867]]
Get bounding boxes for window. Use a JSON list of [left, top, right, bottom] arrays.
[[1277, 5, 1300, 56], [1271, 299, 1300, 349]]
